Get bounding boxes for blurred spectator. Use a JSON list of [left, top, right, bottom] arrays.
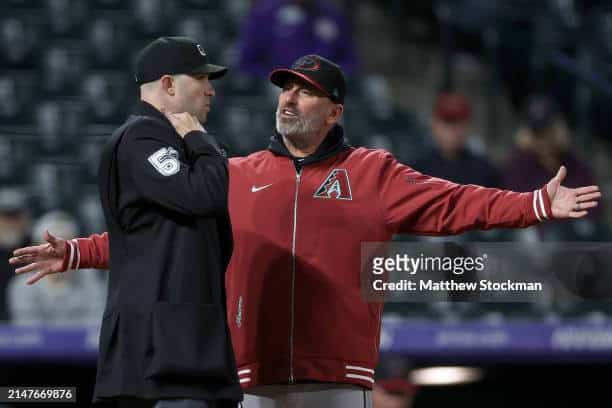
[[176, 0, 221, 9], [7, 211, 105, 326], [582, 5, 612, 143], [87, 16, 128, 68], [0, 17, 38, 69], [79, 135, 108, 181], [40, 45, 83, 96], [45, 0, 87, 37], [373, 378, 416, 408], [81, 73, 125, 124], [29, 162, 83, 213], [0, 76, 28, 125], [357, 74, 428, 164], [30, 163, 63, 212], [414, 92, 500, 187], [220, 98, 271, 155], [411, 92, 503, 242], [90, 0, 129, 9], [237, 0, 359, 78], [0, 188, 30, 321], [503, 94, 605, 240], [35, 101, 64, 153], [0, 138, 18, 182], [174, 14, 228, 57], [175, 15, 207, 46], [77, 192, 106, 235], [131, 0, 176, 39]]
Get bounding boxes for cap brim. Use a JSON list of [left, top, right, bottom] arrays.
[[191, 63, 228, 80], [269, 69, 335, 101]]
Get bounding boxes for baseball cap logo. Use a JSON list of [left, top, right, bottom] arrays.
[[196, 44, 207, 56], [292, 55, 321, 71]]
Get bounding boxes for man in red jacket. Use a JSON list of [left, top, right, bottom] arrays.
[[11, 55, 601, 408]]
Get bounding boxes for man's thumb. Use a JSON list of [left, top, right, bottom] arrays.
[[44, 230, 57, 245], [555, 166, 567, 183]]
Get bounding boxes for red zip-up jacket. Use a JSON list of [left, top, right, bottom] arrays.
[[67, 126, 552, 390]]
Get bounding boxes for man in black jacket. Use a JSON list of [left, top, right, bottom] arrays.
[[94, 37, 241, 408]]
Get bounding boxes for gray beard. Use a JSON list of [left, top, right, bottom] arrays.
[[275, 108, 325, 144]]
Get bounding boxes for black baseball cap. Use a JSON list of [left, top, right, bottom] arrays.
[[269, 54, 346, 104], [134, 36, 227, 84]]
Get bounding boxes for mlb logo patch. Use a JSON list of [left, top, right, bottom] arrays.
[[313, 169, 352, 200]]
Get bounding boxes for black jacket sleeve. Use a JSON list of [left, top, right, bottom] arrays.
[[119, 117, 228, 217]]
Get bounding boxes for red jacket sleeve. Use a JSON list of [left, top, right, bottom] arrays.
[[62, 232, 110, 271], [377, 151, 553, 235]]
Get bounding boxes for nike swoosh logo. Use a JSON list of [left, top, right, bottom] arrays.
[[251, 184, 273, 192]]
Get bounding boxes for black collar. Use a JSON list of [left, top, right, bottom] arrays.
[[132, 100, 173, 126], [268, 124, 350, 169], [130, 100, 228, 156]]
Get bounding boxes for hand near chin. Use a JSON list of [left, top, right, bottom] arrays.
[[162, 110, 206, 138]]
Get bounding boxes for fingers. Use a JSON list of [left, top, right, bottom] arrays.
[[14, 262, 43, 275], [26, 271, 49, 285], [568, 210, 589, 218], [576, 201, 598, 210], [577, 192, 602, 202], [568, 200, 598, 218], [12, 243, 47, 258], [575, 185, 600, 195], [9, 253, 35, 265]]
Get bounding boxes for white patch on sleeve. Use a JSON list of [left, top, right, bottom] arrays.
[[147, 147, 180, 176]]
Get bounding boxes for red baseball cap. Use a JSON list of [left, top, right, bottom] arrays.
[[434, 92, 471, 123]]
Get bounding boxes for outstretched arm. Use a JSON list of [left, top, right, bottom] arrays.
[[379, 149, 601, 235], [9, 231, 109, 284]]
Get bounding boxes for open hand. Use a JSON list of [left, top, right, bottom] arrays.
[[9, 230, 67, 284], [546, 166, 602, 218]]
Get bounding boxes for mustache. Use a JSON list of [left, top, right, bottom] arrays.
[[278, 105, 300, 115]]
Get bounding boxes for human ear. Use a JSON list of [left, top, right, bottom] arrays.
[[328, 103, 344, 124], [160, 75, 175, 96]]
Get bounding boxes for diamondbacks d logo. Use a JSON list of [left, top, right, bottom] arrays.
[[292, 55, 321, 71], [313, 169, 352, 200]]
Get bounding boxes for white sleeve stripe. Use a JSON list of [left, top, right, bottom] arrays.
[[345, 365, 375, 374], [237, 369, 251, 376], [72, 239, 80, 269], [66, 240, 75, 271], [346, 373, 375, 383], [537, 189, 548, 219], [533, 191, 542, 222], [239, 378, 251, 383]]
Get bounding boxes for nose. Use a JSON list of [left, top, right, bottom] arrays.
[[282, 87, 298, 105], [206, 81, 215, 97]]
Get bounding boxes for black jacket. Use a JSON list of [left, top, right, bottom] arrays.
[[94, 101, 241, 404]]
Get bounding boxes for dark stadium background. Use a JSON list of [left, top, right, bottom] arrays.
[[1, 0, 612, 406]]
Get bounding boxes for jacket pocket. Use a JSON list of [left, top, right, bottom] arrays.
[[144, 302, 235, 383]]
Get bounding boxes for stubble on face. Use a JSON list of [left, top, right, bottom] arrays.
[[275, 104, 327, 149]]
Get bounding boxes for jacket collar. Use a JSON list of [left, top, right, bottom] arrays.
[[132, 100, 173, 127], [268, 124, 350, 167]]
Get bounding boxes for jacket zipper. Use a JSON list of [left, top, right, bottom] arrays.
[[289, 168, 302, 383]]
